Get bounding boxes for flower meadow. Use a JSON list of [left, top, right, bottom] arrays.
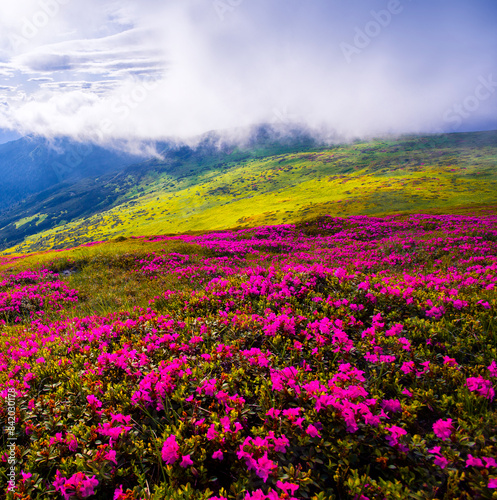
[[1, 213, 496, 499]]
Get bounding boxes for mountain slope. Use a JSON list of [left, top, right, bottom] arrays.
[[0, 136, 147, 211], [0, 126, 319, 251], [2, 129, 497, 254]]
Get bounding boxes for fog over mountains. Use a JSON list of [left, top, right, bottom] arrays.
[[0, 1, 495, 144], [0, 124, 319, 212], [0, 135, 145, 211]]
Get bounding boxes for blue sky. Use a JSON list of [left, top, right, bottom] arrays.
[[0, 0, 495, 145]]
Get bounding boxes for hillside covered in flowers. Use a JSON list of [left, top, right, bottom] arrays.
[[1, 212, 496, 499]]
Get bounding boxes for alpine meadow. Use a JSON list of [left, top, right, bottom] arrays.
[[0, 1, 497, 500]]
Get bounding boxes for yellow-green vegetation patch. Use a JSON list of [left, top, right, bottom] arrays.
[[3, 131, 497, 254], [14, 214, 43, 229]]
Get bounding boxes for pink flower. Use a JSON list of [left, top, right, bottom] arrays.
[[442, 356, 458, 367], [21, 471, 32, 481], [489, 477, 497, 488], [105, 449, 118, 464], [245, 491, 267, 500], [398, 337, 411, 351], [180, 454, 193, 468], [428, 447, 449, 469], [53, 471, 99, 499], [207, 424, 219, 440], [161, 435, 180, 464], [381, 399, 402, 413], [306, 424, 321, 438], [272, 434, 290, 453], [466, 454, 483, 467], [433, 419, 453, 441], [254, 452, 277, 482], [426, 306, 445, 319], [86, 395, 102, 409], [114, 485, 135, 500], [466, 377, 495, 401], [114, 485, 126, 500], [484, 457, 497, 468], [419, 361, 431, 374], [400, 361, 415, 374], [53, 470, 65, 491], [98, 423, 131, 441], [266, 408, 282, 419], [385, 425, 407, 447], [434, 454, 449, 469], [212, 450, 224, 460], [452, 299, 465, 310], [67, 437, 78, 452], [220, 416, 231, 432], [276, 480, 299, 495]]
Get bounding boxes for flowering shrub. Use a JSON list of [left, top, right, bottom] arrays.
[[1, 213, 496, 499], [0, 270, 78, 324]]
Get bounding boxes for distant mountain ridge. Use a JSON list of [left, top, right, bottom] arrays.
[[0, 124, 319, 213], [0, 136, 147, 211]]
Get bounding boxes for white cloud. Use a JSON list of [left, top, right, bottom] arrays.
[[0, 0, 495, 147]]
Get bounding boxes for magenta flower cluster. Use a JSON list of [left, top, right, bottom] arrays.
[[1, 213, 496, 499]]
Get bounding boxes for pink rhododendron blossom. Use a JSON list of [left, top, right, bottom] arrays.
[[180, 454, 193, 467], [266, 408, 282, 419], [67, 436, 78, 452], [105, 449, 117, 464], [86, 395, 102, 409], [53, 471, 99, 499], [306, 424, 321, 438], [276, 480, 299, 495], [161, 435, 180, 464], [245, 491, 267, 500], [272, 434, 290, 453], [254, 453, 277, 482], [442, 356, 458, 367], [114, 485, 127, 500], [433, 419, 453, 441], [466, 377, 495, 401], [400, 361, 415, 374], [21, 471, 32, 481], [207, 424, 219, 440], [466, 455, 483, 467], [428, 447, 449, 469], [385, 426, 407, 447], [381, 399, 402, 413]]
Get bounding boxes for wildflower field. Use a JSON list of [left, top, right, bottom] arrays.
[[1, 212, 496, 499]]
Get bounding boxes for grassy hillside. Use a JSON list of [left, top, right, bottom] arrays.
[[2, 130, 497, 255]]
